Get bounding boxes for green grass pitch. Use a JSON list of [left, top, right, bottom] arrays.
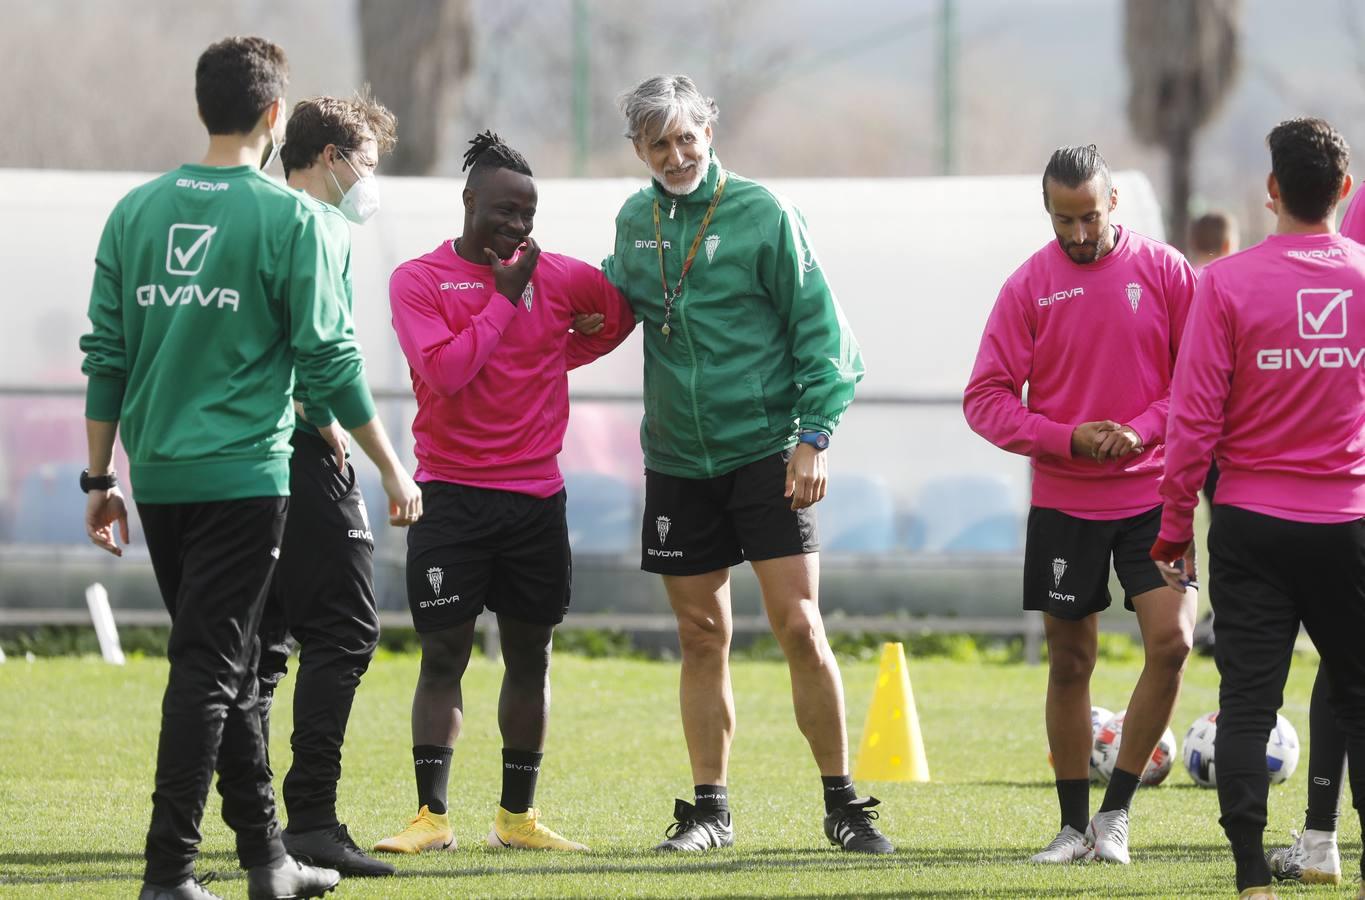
[[0, 650, 1354, 897]]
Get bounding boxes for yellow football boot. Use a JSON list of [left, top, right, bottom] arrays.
[[372, 805, 456, 854], [486, 806, 589, 851]]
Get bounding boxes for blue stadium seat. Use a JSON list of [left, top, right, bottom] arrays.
[[564, 470, 638, 555], [820, 473, 896, 553], [914, 474, 1024, 553], [15, 462, 88, 544]]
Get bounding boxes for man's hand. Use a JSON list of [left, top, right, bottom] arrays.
[[784, 443, 828, 510], [1071, 420, 1121, 462], [1151, 537, 1197, 592], [484, 237, 541, 306], [318, 419, 349, 471], [86, 487, 130, 557], [572, 313, 605, 335], [1094, 425, 1143, 462], [382, 466, 423, 526]]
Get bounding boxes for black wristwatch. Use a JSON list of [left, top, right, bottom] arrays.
[[798, 430, 830, 451], [79, 469, 118, 493]]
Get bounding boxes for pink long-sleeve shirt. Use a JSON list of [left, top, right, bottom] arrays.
[[964, 227, 1196, 519], [1159, 232, 1365, 541], [390, 241, 635, 497]]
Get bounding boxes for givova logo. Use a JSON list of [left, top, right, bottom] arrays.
[[1258, 288, 1362, 371], [166, 224, 216, 276], [1298, 288, 1351, 340], [138, 224, 240, 311]]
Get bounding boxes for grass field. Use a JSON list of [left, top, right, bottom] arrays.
[[0, 649, 1356, 898]]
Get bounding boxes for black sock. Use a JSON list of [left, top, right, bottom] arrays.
[[413, 745, 454, 815], [1055, 778, 1089, 833], [1098, 767, 1140, 814], [821, 775, 857, 813], [1226, 824, 1271, 890], [694, 784, 729, 821], [500, 749, 543, 814]]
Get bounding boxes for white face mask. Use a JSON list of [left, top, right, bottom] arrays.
[[330, 151, 380, 224], [260, 129, 284, 171]]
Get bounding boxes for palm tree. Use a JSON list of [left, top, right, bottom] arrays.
[[358, 0, 474, 175], [1124, 0, 1242, 252]]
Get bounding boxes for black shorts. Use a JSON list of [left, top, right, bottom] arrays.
[[1023, 505, 1168, 619], [406, 481, 571, 633], [641, 449, 819, 576]]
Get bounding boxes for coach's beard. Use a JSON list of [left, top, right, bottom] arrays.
[[654, 161, 707, 197]]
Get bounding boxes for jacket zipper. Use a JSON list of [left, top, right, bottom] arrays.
[[672, 202, 712, 475]]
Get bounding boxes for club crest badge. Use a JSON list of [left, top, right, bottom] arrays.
[[1052, 558, 1067, 588], [656, 515, 671, 546], [704, 234, 720, 263], [521, 283, 534, 311], [426, 566, 444, 596], [1126, 282, 1142, 314]]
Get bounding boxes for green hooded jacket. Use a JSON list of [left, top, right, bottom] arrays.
[[604, 151, 864, 479]]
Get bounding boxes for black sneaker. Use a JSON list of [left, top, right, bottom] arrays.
[[246, 854, 340, 900], [824, 796, 894, 853], [138, 874, 223, 900], [284, 823, 396, 877], [652, 799, 735, 851]]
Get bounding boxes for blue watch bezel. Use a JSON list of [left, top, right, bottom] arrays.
[[798, 431, 830, 451]]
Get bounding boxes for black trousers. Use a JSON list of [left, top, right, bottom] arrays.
[[258, 432, 379, 832], [138, 496, 289, 885], [1209, 505, 1365, 885]]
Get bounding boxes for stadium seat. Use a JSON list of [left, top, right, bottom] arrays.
[[15, 462, 89, 544], [820, 473, 896, 553], [563, 470, 638, 555], [914, 474, 1024, 553]]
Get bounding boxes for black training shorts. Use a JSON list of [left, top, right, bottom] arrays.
[[641, 449, 819, 576], [406, 481, 571, 633], [1023, 504, 1168, 619]]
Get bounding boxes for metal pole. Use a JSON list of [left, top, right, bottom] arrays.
[[938, 0, 957, 175], [571, 0, 590, 177]]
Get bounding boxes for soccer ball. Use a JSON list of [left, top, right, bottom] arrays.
[[1090, 709, 1177, 786], [1047, 705, 1114, 781], [1182, 711, 1301, 788]]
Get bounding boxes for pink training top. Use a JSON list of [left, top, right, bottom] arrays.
[[1340, 187, 1365, 242], [390, 241, 635, 497], [964, 227, 1196, 519], [1159, 232, 1365, 541]]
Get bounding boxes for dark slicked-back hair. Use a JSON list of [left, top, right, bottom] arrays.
[[1267, 118, 1350, 224], [195, 36, 289, 135], [281, 86, 397, 176], [461, 130, 532, 184], [1042, 144, 1112, 204]]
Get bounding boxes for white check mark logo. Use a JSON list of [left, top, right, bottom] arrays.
[[172, 227, 216, 269], [1299, 288, 1352, 339]]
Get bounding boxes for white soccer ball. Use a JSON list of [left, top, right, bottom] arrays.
[[1182, 711, 1301, 788], [1090, 709, 1177, 786], [1048, 705, 1114, 780]]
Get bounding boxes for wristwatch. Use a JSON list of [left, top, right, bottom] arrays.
[[798, 430, 830, 451], [79, 469, 118, 493]]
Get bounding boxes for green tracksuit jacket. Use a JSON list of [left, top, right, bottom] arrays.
[[80, 163, 376, 503], [604, 151, 865, 479]]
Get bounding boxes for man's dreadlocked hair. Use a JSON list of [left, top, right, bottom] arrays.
[[461, 130, 532, 181]]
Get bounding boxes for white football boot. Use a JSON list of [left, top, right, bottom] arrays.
[[1266, 828, 1341, 885], [1029, 825, 1089, 864], [1084, 809, 1131, 864]]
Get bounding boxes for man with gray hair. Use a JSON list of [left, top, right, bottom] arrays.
[[598, 74, 890, 854]]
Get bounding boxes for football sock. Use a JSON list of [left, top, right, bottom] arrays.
[[1055, 778, 1089, 833], [1226, 825, 1271, 891], [413, 745, 454, 815], [821, 775, 857, 814], [694, 784, 729, 820], [500, 748, 543, 815], [1098, 767, 1140, 814]]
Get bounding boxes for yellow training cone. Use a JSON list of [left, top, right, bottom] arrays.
[[853, 642, 930, 782]]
